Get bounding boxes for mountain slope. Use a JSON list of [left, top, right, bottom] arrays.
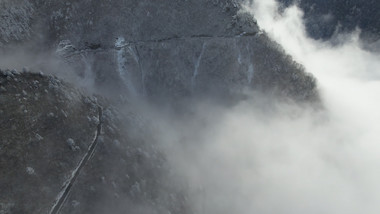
[[0, 70, 187, 214], [0, 1, 322, 213], [0, 0, 318, 103]]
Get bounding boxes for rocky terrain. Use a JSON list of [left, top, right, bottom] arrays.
[[0, 0, 34, 47], [0, 69, 188, 214], [1, 0, 320, 213], [0, 0, 318, 103]]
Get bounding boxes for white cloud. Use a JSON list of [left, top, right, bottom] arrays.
[[154, 1, 380, 213]]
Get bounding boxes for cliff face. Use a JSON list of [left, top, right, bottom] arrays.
[[0, 0, 318, 103]]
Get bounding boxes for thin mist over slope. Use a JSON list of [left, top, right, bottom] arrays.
[[148, 1, 380, 214]]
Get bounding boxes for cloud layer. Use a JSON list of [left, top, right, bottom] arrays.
[[153, 1, 380, 213]]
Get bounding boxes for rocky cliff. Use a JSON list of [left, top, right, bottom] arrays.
[[0, 0, 318, 103]]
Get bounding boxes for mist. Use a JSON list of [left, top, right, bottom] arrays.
[[149, 1, 380, 214], [0, 46, 99, 95], [2, 0, 380, 213]]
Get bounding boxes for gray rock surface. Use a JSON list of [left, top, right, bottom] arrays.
[[0, 0, 34, 47], [0, 0, 318, 103]]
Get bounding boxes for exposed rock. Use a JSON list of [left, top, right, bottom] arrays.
[[26, 167, 36, 175], [0, 0, 34, 47], [66, 138, 79, 152], [0, 0, 318, 104]]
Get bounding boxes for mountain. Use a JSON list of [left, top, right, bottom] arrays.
[[0, 0, 319, 213], [277, 0, 380, 42], [0, 69, 188, 214], [0, 0, 318, 103]]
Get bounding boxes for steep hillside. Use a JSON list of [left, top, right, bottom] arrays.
[[0, 70, 187, 214], [0, 1, 322, 213], [0, 0, 318, 103]]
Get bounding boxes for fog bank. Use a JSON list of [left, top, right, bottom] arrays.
[[152, 1, 380, 213]]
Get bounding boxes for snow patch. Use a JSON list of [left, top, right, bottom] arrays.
[[26, 167, 35, 175], [35, 134, 44, 141], [56, 40, 76, 58], [115, 37, 137, 96], [191, 42, 207, 91]]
